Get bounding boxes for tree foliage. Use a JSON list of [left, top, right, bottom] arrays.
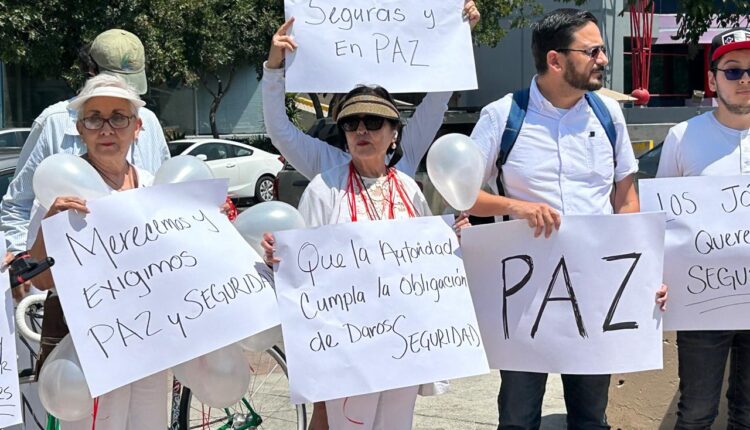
[[671, 0, 750, 45], [620, 0, 750, 45], [0, 0, 606, 133], [471, 0, 586, 47], [0, 0, 285, 136]]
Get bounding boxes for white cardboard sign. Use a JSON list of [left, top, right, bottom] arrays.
[[461, 214, 665, 374], [283, 0, 478, 93], [41, 180, 280, 396], [274, 216, 489, 404], [0, 234, 23, 427], [640, 175, 750, 330]]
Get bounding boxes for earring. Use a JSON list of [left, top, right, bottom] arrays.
[[391, 142, 396, 150]]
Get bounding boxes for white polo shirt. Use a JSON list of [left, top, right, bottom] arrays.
[[656, 111, 750, 178], [471, 78, 638, 216]]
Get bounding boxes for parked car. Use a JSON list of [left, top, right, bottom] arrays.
[[0, 148, 21, 196], [275, 108, 481, 212], [168, 138, 284, 204], [0, 128, 31, 149], [635, 141, 663, 183]]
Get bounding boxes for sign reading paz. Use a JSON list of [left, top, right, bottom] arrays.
[[41, 180, 280, 396], [274, 216, 489, 404], [283, 0, 478, 93], [462, 214, 665, 374], [0, 234, 22, 428], [641, 175, 750, 330]]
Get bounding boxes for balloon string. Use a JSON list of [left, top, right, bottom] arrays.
[[91, 397, 99, 430], [343, 397, 364, 425]]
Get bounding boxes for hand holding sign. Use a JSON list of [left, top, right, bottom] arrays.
[[463, 0, 481, 29], [268, 18, 298, 70]]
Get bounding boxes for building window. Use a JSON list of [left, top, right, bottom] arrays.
[[623, 38, 706, 106]]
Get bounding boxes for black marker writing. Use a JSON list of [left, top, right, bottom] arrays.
[[601, 253, 641, 332], [531, 257, 587, 339]]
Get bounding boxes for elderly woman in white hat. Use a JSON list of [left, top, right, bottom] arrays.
[[29, 74, 167, 430]]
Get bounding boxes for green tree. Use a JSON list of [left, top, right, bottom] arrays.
[[670, 0, 750, 45], [0, 0, 285, 137], [0, 0, 592, 132]]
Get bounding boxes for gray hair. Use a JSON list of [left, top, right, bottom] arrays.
[[75, 74, 141, 120]]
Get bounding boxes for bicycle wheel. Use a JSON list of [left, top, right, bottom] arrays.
[[177, 346, 306, 430]]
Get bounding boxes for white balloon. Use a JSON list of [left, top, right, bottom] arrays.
[[238, 325, 283, 352], [173, 344, 250, 408], [426, 134, 484, 211], [171, 361, 193, 388], [32, 154, 110, 209], [153, 155, 214, 185], [38, 335, 93, 421], [234, 201, 305, 255]]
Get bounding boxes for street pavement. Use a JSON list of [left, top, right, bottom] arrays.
[[413, 371, 567, 429]]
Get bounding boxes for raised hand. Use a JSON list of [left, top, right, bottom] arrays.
[[267, 18, 298, 69]]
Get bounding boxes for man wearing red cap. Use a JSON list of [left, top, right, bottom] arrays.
[[657, 28, 750, 429]]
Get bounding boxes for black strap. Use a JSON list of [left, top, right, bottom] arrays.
[[492, 88, 619, 221]]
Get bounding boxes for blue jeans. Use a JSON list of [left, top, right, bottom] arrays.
[[676, 330, 750, 429], [497, 370, 610, 430]]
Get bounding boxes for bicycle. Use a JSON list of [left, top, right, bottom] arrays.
[[176, 345, 307, 430], [15, 293, 53, 430], [15, 294, 307, 430]]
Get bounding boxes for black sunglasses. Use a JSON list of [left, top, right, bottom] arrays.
[[555, 45, 607, 59], [713, 67, 750, 81], [339, 115, 387, 132]]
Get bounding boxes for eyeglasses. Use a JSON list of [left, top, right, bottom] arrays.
[[339, 115, 387, 132], [80, 113, 135, 130], [555, 45, 607, 59], [713, 68, 750, 81]]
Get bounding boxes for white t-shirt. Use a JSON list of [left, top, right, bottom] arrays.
[[656, 111, 750, 178], [298, 163, 431, 227], [471, 77, 639, 217]]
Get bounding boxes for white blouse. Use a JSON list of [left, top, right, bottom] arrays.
[[298, 163, 432, 227]]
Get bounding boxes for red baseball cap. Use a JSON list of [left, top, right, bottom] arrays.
[[711, 28, 750, 63]]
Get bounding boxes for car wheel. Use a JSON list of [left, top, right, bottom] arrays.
[[255, 175, 275, 202]]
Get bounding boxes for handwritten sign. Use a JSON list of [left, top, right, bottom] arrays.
[[461, 214, 665, 374], [641, 175, 750, 330], [283, 0, 478, 93], [0, 234, 22, 427], [274, 216, 489, 404], [41, 180, 280, 396]]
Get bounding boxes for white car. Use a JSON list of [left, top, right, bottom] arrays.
[[0, 128, 31, 148], [168, 138, 283, 203]]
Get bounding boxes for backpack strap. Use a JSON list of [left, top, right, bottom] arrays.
[[493, 90, 619, 220], [495, 88, 530, 198], [584, 91, 617, 167]]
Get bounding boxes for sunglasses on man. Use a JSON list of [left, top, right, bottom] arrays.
[[339, 115, 388, 132], [555, 45, 607, 59], [713, 67, 750, 81]]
